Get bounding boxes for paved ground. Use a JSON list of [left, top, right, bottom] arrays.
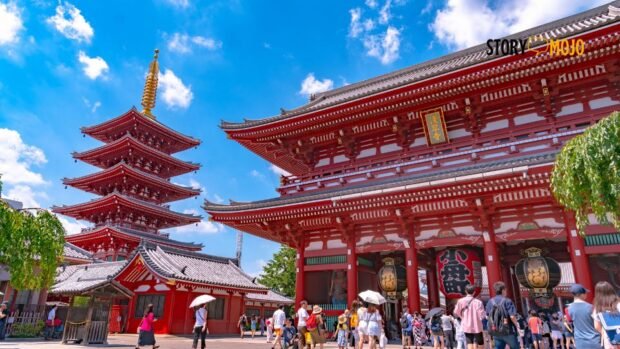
[[0, 334, 432, 348]]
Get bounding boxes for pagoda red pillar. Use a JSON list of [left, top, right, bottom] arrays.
[[405, 237, 421, 313], [295, 238, 305, 306], [483, 226, 501, 297], [346, 238, 358, 307], [426, 255, 440, 308], [564, 211, 594, 302], [501, 258, 513, 299]]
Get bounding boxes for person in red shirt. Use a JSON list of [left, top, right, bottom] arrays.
[[527, 310, 542, 349]]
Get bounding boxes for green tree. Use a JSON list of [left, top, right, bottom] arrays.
[[551, 111, 620, 235], [257, 245, 296, 298], [0, 180, 65, 290]]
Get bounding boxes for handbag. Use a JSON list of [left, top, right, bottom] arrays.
[[597, 312, 620, 346]]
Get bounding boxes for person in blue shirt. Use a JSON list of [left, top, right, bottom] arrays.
[[282, 318, 298, 349], [400, 306, 414, 349], [567, 284, 601, 349], [485, 281, 521, 349]]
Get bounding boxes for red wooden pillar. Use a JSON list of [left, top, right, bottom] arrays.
[[405, 236, 421, 313], [163, 288, 175, 333], [426, 257, 440, 308], [127, 294, 136, 334], [346, 237, 358, 307], [483, 227, 501, 297], [564, 211, 594, 302], [501, 259, 513, 299], [295, 238, 305, 306]]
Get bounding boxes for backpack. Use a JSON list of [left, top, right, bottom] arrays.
[[488, 297, 512, 337], [306, 314, 317, 330], [350, 313, 358, 328], [400, 314, 410, 329], [430, 316, 442, 333]]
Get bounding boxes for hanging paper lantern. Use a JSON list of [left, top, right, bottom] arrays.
[[378, 257, 406, 298], [436, 248, 482, 299], [515, 247, 561, 298]]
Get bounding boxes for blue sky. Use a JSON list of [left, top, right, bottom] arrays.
[[0, 0, 607, 276]]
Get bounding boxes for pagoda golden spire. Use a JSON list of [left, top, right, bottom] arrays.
[[141, 49, 160, 119]]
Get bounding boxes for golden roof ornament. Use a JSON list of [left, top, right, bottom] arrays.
[[141, 49, 160, 119]]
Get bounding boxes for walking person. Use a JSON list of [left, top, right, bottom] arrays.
[[238, 314, 248, 339], [442, 311, 456, 349], [562, 309, 575, 349], [192, 303, 208, 349], [528, 310, 543, 349], [267, 316, 274, 343], [273, 304, 287, 349], [44, 304, 58, 340], [550, 313, 565, 349], [365, 303, 383, 349], [0, 302, 8, 341], [350, 302, 360, 348], [593, 281, 620, 349], [567, 283, 601, 349], [454, 284, 486, 349], [357, 302, 369, 349], [136, 304, 159, 349], [454, 317, 466, 349], [412, 312, 427, 349], [251, 315, 257, 339], [297, 300, 310, 348], [337, 314, 349, 349], [429, 313, 445, 349], [485, 281, 520, 349], [260, 316, 266, 337], [400, 306, 414, 349]]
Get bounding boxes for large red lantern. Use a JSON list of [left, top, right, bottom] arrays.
[[436, 248, 482, 299]]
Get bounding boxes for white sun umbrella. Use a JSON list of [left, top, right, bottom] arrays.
[[358, 290, 386, 305], [189, 294, 216, 308]]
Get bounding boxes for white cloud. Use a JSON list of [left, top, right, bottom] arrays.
[[158, 69, 193, 109], [0, 128, 47, 186], [47, 2, 94, 43], [348, 8, 363, 38], [78, 51, 108, 80], [57, 216, 89, 235], [299, 73, 334, 97], [379, 0, 392, 24], [430, 0, 607, 50], [247, 258, 269, 278], [269, 165, 291, 177], [83, 98, 101, 113], [420, 1, 432, 15], [0, 1, 23, 46], [5, 185, 46, 208], [165, 0, 189, 8], [365, 0, 378, 8], [363, 26, 400, 65], [213, 194, 224, 204], [191, 36, 222, 50], [169, 209, 224, 235], [250, 169, 265, 179]]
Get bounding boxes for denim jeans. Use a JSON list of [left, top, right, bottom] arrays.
[[0, 321, 5, 340], [192, 326, 206, 349], [493, 334, 519, 349]]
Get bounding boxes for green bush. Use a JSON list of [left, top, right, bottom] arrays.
[[11, 320, 45, 338]]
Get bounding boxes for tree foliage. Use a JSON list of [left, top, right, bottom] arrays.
[[257, 245, 297, 298], [551, 111, 620, 235], [0, 180, 65, 290]]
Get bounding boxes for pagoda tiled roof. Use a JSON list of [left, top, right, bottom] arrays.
[[72, 134, 200, 178], [52, 193, 201, 228], [220, 1, 620, 130], [205, 150, 556, 212], [63, 242, 96, 262], [50, 261, 131, 296], [81, 107, 200, 153], [133, 243, 268, 293], [62, 162, 201, 203], [66, 225, 204, 250], [246, 289, 294, 304]]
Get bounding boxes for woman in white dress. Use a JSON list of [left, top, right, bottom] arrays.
[[357, 302, 369, 349], [366, 303, 383, 349]]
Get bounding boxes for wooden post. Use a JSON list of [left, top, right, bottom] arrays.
[[346, 237, 358, 307], [564, 211, 594, 302], [483, 226, 501, 297], [61, 296, 74, 344], [295, 238, 305, 307], [82, 295, 95, 344]]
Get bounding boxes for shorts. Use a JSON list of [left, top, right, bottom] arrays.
[[432, 330, 443, 336], [465, 332, 484, 345], [274, 328, 282, 336], [531, 333, 543, 341], [551, 330, 563, 340], [358, 321, 368, 336], [402, 330, 412, 337], [563, 331, 574, 338]]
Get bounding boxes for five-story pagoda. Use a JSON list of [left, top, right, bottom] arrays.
[[53, 50, 203, 261]]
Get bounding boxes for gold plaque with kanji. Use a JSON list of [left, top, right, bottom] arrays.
[[421, 108, 449, 145]]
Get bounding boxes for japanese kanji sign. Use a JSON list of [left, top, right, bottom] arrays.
[[420, 107, 449, 145]]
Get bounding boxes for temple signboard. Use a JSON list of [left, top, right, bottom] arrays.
[[420, 107, 449, 145]]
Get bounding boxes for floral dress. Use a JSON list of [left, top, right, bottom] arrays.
[[412, 317, 427, 346]]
